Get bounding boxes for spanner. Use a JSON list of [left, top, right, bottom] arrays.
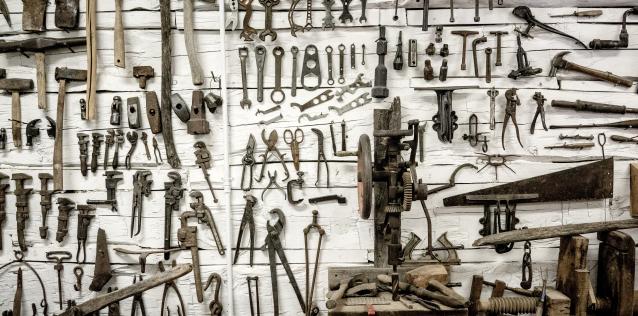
[[291, 46, 299, 97], [226, 0, 239, 30], [125, 131, 138, 170], [360, 0, 367, 22], [338, 44, 346, 84], [326, 46, 335, 85], [258, 0, 279, 41], [339, 0, 353, 23], [271, 47, 285, 104], [350, 44, 356, 69], [239, 0, 257, 41], [255, 45, 266, 103], [239, 47, 252, 109], [141, 132, 151, 160], [322, 0, 335, 30]]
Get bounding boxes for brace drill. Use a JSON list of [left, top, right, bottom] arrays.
[[87, 171, 123, 212], [177, 206, 205, 303], [164, 171, 184, 260], [189, 190, 225, 255], [131, 170, 152, 237], [13, 173, 33, 252]]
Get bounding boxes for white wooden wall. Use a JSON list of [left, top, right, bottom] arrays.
[[1, 0, 638, 315]]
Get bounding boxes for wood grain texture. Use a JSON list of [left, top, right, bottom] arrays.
[[114, 0, 126, 68], [183, 0, 204, 85]]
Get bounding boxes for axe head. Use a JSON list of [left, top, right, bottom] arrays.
[[22, 0, 48, 32], [55, 67, 87, 82], [549, 51, 571, 77], [54, 0, 80, 29]]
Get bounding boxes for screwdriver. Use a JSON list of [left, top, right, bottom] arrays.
[[549, 9, 603, 18]]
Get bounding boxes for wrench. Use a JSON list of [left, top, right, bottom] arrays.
[[339, 0, 353, 23], [328, 92, 373, 115], [125, 131, 138, 170], [239, 47, 252, 109], [359, 0, 367, 22], [271, 47, 285, 104], [326, 46, 335, 85], [485, 48, 492, 83], [258, 0, 279, 41], [338, 44, 346, 84], [141, 132, 151, 160], [239, 0, 257, 41], [226, 0, 239, 30], [322, 0, 335, 30], [255, 45, 266, 103], [288, 0, 304, 36], [350, 44, 356, 69], [291, 46, 299, 97]]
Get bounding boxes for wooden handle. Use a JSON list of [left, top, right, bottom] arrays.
[[574, 9, 603, 17], [326, 281, 348, 309], [565, 61, 634, 87], [11, 92, 21, 147], [53, 81, 67, 191], [35, 52, 46, 109], [631, 163, 638, 218], [428, 279, 468, 305], [86, 0, 98, 120], [183, 0, 204, 85], [114, 0, 125, 68]]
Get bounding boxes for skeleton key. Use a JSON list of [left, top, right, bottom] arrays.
[[291, 47, 299, 97], [226, 0, 239, 30], [322, 0, 335, 30], [326, 46, 335, 85], [339, 0, 353, 23], [338, 44, 346, 84], [141, 132, 151, 160], [239, 0, 257, 41], [258, 0, 279, 41], [304, 0, 313, 30], [239, 47, 252, 109], [271, 47, 285, 104], [255, 46, 266, 103]]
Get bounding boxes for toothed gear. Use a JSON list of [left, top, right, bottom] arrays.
[[402, 172, 413, 212]]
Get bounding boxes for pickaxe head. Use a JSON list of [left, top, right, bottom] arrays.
[[549, 51, 571, 77]]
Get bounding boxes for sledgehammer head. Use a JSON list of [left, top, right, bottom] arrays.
[[549, 51, 571, 77], [0, 78, 34, 93], [55, 67, 87, 82]]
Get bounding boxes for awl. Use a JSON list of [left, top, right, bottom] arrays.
[[549, 10, 603, 18]]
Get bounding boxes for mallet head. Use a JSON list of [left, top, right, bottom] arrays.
[[0, 78, 34, 93], [55, 67, 87, 82]]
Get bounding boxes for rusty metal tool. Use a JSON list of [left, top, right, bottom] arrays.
[[114, 247, 181, 273], [241, 135, 256, 191], [53, 67, 87, 191], [256, 130, 290, 182], [487, 88, 498, 130], [393, 31, 404, 70], [451, 30, 478, 70], [0, 78, 33, 147], [239, 0, 257, 40], [502, 88, 523, 149], [55, 0, 80, 29], [489, 31, 508, 66], [77, 133, 90, 176], [284, 128, 304, 172], [46, 251, 72, 310], [177, 208, 205, 303], [559, 134, 594, 140], [234, 195, 258, 266], [0, 173, 8, 249], [13, 268, 22, 315], [262, 209, 306, 313], [261, 171, 286, 201], [112, 129, 124, 169], [310, 128, 330, 187], [129, 276, 146, 315], [153, 137, 162, 164], [205, 273, 223, 315], [161, 0, 181, 168], [104, 129, 114, 169], [530, 92, 547, 134], [133, 66, 154, 89], [110, 96, 122, 125], [472, 36, 487, 77], [164, 172, 184, 260], [159, 261, 187, 316], [38, 173, 55, 239], [301, 45, 322, 90], [73, 266, 83, 291], [128, 97, 142, 129], [189, 191, 225, 255], [194, 141, 218, 203], [288, 0, 304, 36], [590, 8, 637, 49], [0, 37, 85, 110], [247, 276, 261, 315], [551, 99, 638, 114], [0, 128, 6, 149], [24, 118, 42, 143], [304, 210, 325, 316], [287, 172, 305, 205], [55, 197, 75, 242], [513, 6, 588, 49], [140, 132, 151, 160], [58, 263, 191, 316], [544, 142, 595, 150], [372, 26, 389, 98], [308, 194, 346, 204], [87, 171, 123, 212], [145, 91, 162, 134], [0, 0, 9, 26], [258, 0, 279, 41], [13, 173, 33, 252], [22, 0, 47, 31], [89, 227, 112, 292], [76, 205, 96, 263], [550, 119, 638, 130], [131, 170, 152, 237], [509, 35, 542, 79], [90, 133, 104, 173], [322, 0, 335, 30]]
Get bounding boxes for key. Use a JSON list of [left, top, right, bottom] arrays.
[[258, 0, 279, 41], [326, 46, 335, 85], [255, 46, 266, 103], [338, 44, 346, 84], [271, 47, 285, 104], [141, 132, 151, 160], [239, 47, 251, 109]]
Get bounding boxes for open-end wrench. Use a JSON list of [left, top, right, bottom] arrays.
[[360, 0, 367, 22], [226, 0, 239, 30], [339, 0, 353, 23], [271, 47, 285, 104], [239, 0, 257, 41], [239, 47, 252, 109], [338, 44, 346, 84], [255, 45, 266, 103], [291, 46, 299, 97], [326, 46, 335, 85], [258, 0, 279, 41], [141, 132, 151, 160], [322, 0, 335, 30], [449, 0, 455, 22], [485, 48, 492, 83], [350, 44, 356, 69]]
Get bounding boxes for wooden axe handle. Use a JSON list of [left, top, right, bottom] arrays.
[[114, 0, 125, 68], [11, 91, 21, 147], [35, 52, 46, 109], [53, 80, 66, 191]]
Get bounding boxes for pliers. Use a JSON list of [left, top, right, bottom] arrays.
[[131, 275, 147, 315], [261, 171, 286, 201], [256, 129, 290, 182], [241, 134, 256, 191], [530, 92, 548, 134], [502, 88, 523, 150], [311, 128, 330, 187], [233, 195, 258, 266], [159, 261, 186, 316], [261, 209, 306, 314]]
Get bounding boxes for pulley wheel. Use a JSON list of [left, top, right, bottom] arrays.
[[357, 134, 372, 219]]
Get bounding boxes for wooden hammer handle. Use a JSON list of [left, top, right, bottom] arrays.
[[53, 80, 67, 191], [35, 52, 46, 109], [183, 0, 204, 85], [114, 0, 125, 68], [565, 61, 634, 87], [11, 92, 21, 147]]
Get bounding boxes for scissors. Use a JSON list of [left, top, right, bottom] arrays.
[[284, 128, 304, 172]]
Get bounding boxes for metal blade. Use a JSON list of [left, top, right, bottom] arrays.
[[0, 0, 11, 27]]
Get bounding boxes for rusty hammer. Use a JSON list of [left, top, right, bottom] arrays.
[[0, 79, 34, 147], [53, 67, 87, 191], [451, 30, 479, 71], [133, 66, 155, 89], [550, 51, 634, 87]]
